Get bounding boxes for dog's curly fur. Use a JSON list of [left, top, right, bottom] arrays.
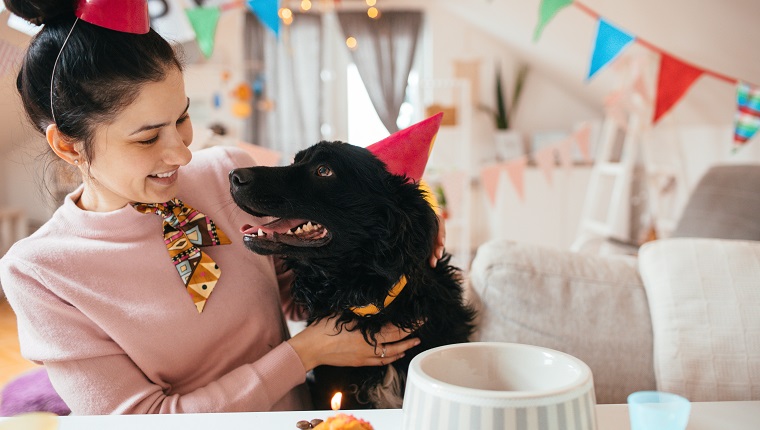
[[230, 141, 476, 409]]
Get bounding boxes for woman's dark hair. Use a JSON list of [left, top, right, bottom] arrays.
[[4, 0, 183, 163]]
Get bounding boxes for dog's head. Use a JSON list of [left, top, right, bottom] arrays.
[[230, 141, 437, 270]]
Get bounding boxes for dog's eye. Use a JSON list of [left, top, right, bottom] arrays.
[[316, 165, 332, 177]]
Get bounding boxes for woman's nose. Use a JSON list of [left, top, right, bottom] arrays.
[[165, 132, 192, 166]]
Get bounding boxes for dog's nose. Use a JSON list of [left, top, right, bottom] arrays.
[[229, 168, 253, 188]]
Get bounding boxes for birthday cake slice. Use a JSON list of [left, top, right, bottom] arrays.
[[310, 413, 374, 430]]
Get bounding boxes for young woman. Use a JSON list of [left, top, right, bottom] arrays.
[[0, 0, 443, 414]]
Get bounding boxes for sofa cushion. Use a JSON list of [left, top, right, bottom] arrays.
[[638, 238, 760, 401], [671, 164, 760, 240], [469, 240, 656, 404]]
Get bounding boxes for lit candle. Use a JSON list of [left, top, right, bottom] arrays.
[[330, 392, 343, 411]]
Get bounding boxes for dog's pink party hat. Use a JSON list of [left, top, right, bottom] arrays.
[[367, 112, 443, 182], [75, 0, 150, 34]]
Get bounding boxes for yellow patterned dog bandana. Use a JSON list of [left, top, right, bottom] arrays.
[[132, 199, 230, 313]]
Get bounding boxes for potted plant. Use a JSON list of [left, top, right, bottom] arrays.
[[486, 63, 528, 160]]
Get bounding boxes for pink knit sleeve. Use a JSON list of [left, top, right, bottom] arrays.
[[2, 257, 307, 414], [45, 343, 306, 414]]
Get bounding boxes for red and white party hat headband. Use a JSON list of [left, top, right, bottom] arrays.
[[366, 112, 443, 182], [75, 0, 149, 34]]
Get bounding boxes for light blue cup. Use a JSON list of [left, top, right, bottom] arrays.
[[627, 391, 691, 430]]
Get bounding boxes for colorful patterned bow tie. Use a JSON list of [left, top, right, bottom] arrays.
[[132, 198, 231, 313]]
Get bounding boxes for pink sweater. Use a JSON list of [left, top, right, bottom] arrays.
[[0, 147, 311, 414]]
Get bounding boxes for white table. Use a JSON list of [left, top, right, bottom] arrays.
[[1, 401, 758, 429]]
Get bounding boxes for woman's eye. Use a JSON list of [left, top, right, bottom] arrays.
[[177, 114, 190, 124], [138, 135, 159, 145], [316, 165, 332, 177]]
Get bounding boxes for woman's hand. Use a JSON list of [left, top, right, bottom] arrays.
[[429, 213, 446, 268], [287, 317, 420, 372]]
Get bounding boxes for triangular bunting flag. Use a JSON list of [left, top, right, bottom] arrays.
[[185, 6, 221, 59], [480, 164, 504, 206], [505, 156, 527, 201], [574, 123, 593, 162], [653, 53, 704, 123], [533, 0, 573, 42], [237, 141, 282, 166], [587, 19, 635, 80], [534, 146, 556, 185], [734, 82, 760, 146], [247, 0, 280, 37], [557, 138, 574, 169]]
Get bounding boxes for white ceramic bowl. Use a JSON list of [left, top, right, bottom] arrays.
[[402, 342, 597, 430]]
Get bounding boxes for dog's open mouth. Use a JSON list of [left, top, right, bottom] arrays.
[[240, 217, 331, 247]]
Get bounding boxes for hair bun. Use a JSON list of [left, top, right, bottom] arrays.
[[3, 0, 75, 26]]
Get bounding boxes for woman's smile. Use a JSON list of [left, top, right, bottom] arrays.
[[148, 169, 179, 186]]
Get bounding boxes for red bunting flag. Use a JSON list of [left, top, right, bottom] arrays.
[[653, 54, 704, 123]]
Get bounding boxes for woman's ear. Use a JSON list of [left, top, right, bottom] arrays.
[[46, 124, 82, 166]]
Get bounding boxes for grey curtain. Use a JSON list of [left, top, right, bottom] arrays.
[[244, 12, 323, 161], [337, 11, 422, 133]]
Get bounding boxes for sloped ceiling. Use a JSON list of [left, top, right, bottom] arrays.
[[437, 0, 760, 122], [3, 0, 758, 154]]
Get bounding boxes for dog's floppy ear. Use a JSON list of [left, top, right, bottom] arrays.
[[369, 179, 438, 276]]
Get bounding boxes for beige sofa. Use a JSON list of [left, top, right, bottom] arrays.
[[468, 165, 760, 404]]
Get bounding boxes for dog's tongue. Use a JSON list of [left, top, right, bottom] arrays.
[[241, 217, 308, 235]]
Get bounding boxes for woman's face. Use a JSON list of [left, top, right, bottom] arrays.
[[78, 67, 193, 211]]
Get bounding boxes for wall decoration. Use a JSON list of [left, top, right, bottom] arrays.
[[533, 0, 572, 41], [479, 123, 593, 206], [534, 0, 758, 144], [587, 18, 634, 80], [652, 54, 703, 123], [246, 0, 280, 36], [185, 6, 221, 58], [735, 83, 760, 146]]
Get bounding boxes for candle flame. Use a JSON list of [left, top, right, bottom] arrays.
[[330, 392, 342, 410]]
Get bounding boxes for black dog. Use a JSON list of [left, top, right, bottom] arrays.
[[229, 141, 476, 409]]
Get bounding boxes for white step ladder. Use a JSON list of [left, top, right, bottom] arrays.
[[571, 111, 642, 251]]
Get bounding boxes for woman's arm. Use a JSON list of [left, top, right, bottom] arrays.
[[45, 343, 305, 414], [2, 259, 307, 414]]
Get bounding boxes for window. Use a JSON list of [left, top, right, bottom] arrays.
[[346, 64, 417, 146]]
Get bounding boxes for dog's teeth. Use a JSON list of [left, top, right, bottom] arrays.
[[257, 228, 265, 236], [286, 230, 294, 235], [296, 227, 303, 234], [306, 221, 314, 231]]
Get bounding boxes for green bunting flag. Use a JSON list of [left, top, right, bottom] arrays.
[[534, 0, 573, 41], [186, 6, 221, 59]]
